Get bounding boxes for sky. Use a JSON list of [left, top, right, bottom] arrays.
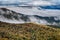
[[0, 0, 60, 6]]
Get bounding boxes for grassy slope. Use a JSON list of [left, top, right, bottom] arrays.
[[0, 21, 60, 40]]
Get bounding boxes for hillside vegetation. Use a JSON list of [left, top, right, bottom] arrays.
[[0, 21, 60, 40]]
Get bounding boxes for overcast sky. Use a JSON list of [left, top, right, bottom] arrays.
[[0, 0, 60, 6]]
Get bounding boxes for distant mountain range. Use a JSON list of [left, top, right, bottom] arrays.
[[40, 5, 60, 10], [0, 4, 60, 10]]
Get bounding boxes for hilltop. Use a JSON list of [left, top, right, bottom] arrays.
[[0, 21, 60, 40]]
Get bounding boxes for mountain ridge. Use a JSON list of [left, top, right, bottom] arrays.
[[0, 21, 60, 40]]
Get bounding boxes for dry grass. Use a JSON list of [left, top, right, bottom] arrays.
[[0, 21, 60, 40]]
